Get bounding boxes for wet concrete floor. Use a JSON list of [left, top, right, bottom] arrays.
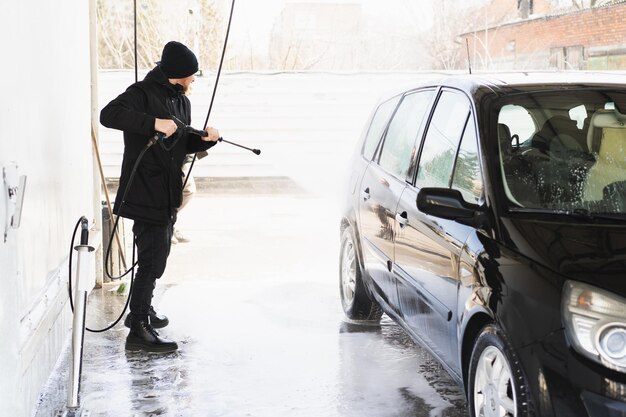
[[35, 183, 467, 417]]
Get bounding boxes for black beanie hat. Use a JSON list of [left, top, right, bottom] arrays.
[[159, 41, 198, 78]]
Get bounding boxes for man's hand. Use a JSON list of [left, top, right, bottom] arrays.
[[203, 127, 220, 142], [154, 118, 177, 138]]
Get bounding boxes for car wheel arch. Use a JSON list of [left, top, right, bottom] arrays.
[[340, 217, 366, 270], [460, 311, 494, 388], [339, 223, 384, 322]]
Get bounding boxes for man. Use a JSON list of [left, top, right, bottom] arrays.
[[100, 41, 219, 353]]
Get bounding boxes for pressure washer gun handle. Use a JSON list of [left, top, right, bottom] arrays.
[[169, 115, 208, 138], [185, 126, 209, 137]]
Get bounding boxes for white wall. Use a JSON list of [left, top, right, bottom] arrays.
[[0, 1, 96, 416]]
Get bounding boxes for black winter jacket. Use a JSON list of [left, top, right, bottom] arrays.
[[100, 66, 216, 224]]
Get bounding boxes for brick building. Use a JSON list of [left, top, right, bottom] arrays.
[[459, 0, 626, 70], [269, 2, 362, 70]]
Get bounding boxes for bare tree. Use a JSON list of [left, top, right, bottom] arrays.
[[268, 9, 337, 70], [97, 0, 222, 71], [420, 0, 548, 71], [195, 0, 223, 72], [268, 3, 367, 71], [97, 0, 162, 69], [419, 0, 472, 70]]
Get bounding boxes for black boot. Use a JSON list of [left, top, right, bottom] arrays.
[[125, 317, 178, 353], [148, 305, 169, 328], [124, 306, 169, 329]]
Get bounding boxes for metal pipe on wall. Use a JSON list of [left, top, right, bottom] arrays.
[[89, 0, 104, 287], [65, 221, 94, 414], [89, 0, 106, 288]]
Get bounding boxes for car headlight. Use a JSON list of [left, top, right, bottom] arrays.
[[562, 281, 626, 373]]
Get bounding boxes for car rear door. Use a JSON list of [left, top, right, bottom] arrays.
[[394, 89, 482, 371], [358, 89, 435, 314]]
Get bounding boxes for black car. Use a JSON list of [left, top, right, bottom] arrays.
[[339, 73, 626, 417]]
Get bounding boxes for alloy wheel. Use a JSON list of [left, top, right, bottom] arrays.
[[473, 345, 517, 417], [340, 238, 356, 306]]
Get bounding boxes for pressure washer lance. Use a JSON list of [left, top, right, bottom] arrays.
[[218, 137, 261, 155], [170, 116, 261, 155]]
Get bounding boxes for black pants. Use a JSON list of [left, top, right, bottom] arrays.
[[130, 220, 173, 320]]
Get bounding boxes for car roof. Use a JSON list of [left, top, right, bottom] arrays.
[[447, 71, 626, 91], [382, 71, 626, 101]]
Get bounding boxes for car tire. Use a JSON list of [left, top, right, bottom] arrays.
[[468, 324, 532, 417], [339, 226, 383, 322]]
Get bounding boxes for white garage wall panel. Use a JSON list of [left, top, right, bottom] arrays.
[[0, 1, 94, 416]]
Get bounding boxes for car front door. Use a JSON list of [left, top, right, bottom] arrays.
[[359, 89, 434, 314], [394, 89, 482, 371]]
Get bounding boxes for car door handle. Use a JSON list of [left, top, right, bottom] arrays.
[[395, 211, 408, 227], [361, 187, 370, 201]]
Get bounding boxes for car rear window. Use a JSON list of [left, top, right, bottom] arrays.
[[362, 96, 401, 160], [379, 90, 434, 180]]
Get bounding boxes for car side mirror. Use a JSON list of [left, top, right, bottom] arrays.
[[416, 187, 482, 227]]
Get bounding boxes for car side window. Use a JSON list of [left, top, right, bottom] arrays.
[[362, 96, 401, 160], [415, 90, 471, 189], [378, 90, 434, 180], [452, 116, 482, 204]]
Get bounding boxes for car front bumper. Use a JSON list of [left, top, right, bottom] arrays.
[[518, 329, 626, 417]]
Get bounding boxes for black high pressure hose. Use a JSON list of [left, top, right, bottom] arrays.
[[68, 0, 238, 332], [70, 129, 196, 331], [69, 137, 155, 332], [103, 138, 157, 281], [70, 127, 204, 332], [68, 215, 137, 332]]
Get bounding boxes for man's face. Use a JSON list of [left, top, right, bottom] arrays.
[[179, 74, 195, 95]]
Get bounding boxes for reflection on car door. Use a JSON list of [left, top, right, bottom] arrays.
[[359, 165, 405, 312], [359, 90, 434, 314], [394, 89, 478, 371]]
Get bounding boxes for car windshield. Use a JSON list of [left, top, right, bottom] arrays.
[[496, 89, 626, 215]]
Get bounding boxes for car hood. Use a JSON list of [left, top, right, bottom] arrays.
[[503, 218, 626, 296]]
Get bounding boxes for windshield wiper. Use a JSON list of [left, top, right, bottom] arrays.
[[585, 212, 626, 221], [508, 207, 626, 222]]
